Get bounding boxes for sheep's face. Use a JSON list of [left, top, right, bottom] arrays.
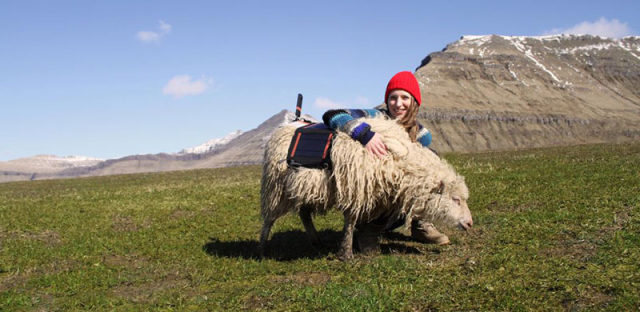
[[424, 177, 473, 231]]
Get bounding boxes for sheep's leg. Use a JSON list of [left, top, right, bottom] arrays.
[[299, 205, 322, 247], [258, 218, 275, 258], [338, 211, 356, 261]]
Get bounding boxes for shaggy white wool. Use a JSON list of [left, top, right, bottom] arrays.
[[261, 116, 468, 227]]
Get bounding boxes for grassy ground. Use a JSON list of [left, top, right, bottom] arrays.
[[1, 143, 638, 311]]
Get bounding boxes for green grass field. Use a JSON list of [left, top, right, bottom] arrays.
[[1, 143, 639, 311]]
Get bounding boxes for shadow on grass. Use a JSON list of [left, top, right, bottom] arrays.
[[203, 229, 342, 261], [203, 229, 422, 261], [382, 231, 415, 242]]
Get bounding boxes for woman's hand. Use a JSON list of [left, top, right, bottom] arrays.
[[365, 133, 387, 158]]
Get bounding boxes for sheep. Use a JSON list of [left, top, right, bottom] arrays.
[[259, 116, 473, 260]]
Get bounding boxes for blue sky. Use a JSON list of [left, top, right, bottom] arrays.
[[1, 0, 638, 161]]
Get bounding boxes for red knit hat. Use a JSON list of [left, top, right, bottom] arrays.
[[385, 71, 422, 106]]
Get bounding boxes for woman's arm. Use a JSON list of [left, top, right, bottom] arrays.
[[416, 124, 432, 147], [416, 123, 439, 156], [322, 109, 383, 146]]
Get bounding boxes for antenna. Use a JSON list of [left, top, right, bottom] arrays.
[[295, 93, 303, 120]]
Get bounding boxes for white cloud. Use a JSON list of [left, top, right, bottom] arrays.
[[137, 20, 172, 43], [158, 20, 172, 33], [137, 31, 161, 43], [313, 96, 371, 109], [313, 97, 343, 109], [163, 75, 213, 98], [544, 17, 633, 38], [355, 96, 370, 106]]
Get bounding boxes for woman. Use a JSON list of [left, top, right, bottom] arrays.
[[322, 71, 449, 246]]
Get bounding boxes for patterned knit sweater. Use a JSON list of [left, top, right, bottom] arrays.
[[322, 108, 432, 148]]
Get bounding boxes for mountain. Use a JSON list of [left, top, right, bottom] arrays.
[[0, 155, 104, 173], [0, 155, 105, 182], [179, 130, 243, 154], [3, 34, 639, 183], [191, 110, 318, 168], [415, 34, 640, 152], [0, 110, 312, 183]]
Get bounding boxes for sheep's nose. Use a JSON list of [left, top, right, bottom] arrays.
[[466, 218, 473, 228], [460, 218, 473, 231]]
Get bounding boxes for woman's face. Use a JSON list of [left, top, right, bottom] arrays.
[[387, 89, 413, 119]]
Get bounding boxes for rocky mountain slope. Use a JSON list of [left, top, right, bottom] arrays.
[[415, 34, 640, 152], [2, 34, 639, 182], [0, 155, 104, 182], [0, 110, 309, 183], [0, 155, 104, 173]]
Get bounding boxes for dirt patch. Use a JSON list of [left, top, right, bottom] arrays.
[[0, 229, 62, 247], [603, 206, 633, 233], [0, 258, 82, 293], [244, 295, 273, 310], [199, 205, 216, 216], [408, 302, 440, 312], [170, 209, 196, 220], [40, 259, 81, 275], [103, 254, 148, 270], [31, 230, 62, 246], [111, 216, 149, 232], [0, 273, 29, 292], [271, 272, 331, 286], [562, 287, 614, 311], [31, 292, 55, 312], [111, 273, 190, 303], [542, 239, 597, 262], [112, 216, 138, 232]]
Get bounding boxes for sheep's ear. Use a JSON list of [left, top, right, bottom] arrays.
[[432, 181, 445, 194]]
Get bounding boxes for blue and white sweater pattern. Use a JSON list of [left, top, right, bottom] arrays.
[[322, 108, 432, 147]]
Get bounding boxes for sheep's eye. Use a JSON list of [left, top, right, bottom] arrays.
[[452, 196, 461, 205]]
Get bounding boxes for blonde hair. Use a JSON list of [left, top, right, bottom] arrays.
[[388, 97, 420, 142]]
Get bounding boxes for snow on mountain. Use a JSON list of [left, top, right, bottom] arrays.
[[15, 155, 104, 165], [454, 34, 640, 59], [415, 34, 640, 153], [179, 130, 243, 154], [0, 154, 105, 173], [280, 110, 319, 125]]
